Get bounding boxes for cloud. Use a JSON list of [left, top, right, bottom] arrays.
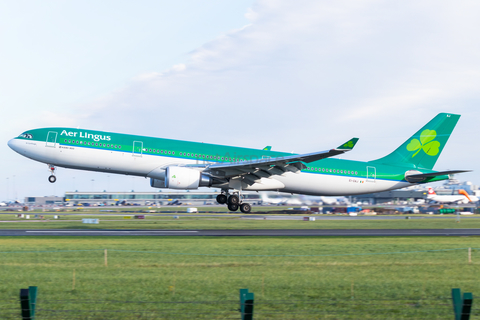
[[78, 1, 480, 145]]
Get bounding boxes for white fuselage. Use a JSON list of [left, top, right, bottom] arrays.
[[8, 138, 412, 196]]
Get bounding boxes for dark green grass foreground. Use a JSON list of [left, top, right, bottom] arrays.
[[1, 236, 480, 319]]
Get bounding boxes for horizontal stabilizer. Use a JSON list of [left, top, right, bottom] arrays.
[[405, 170, 471, 183]]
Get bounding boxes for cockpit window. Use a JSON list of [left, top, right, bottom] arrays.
[[19, 133, 33, 139]]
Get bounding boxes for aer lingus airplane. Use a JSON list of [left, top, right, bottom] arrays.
[[8, 113, 469, 213]]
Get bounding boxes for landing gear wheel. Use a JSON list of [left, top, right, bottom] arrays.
[[228, 194, 240, 205], [48, 175, 56, 183], [227, 203, 239, 211], [240, 203, 252, 214], [216, 194, 227, 204]]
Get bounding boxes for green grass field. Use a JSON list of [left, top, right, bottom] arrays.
[[1, 236, 480, 319], [0, 212, 479, 229]]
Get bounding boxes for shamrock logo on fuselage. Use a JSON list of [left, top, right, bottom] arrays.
[[406, 129, 441, 157]]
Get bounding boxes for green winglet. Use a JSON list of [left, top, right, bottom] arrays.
[[337, 138, 359, 150], [262, 146, 272, 151]]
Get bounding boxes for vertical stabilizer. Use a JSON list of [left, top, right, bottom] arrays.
[[459, 189, 473, 202], [372, 113, 460, 169]]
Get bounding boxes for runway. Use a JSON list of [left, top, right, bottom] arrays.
[[1, 229, 480, 236], [2, 212, 480, 220]]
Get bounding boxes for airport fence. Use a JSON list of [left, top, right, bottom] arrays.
[[1, 248, 479, 319], [4, 286, 476, 319], [0, 246, 477, 259]]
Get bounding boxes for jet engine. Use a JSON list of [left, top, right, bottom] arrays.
[[150, 178, 167, 188], [163, 166, 212, 189]]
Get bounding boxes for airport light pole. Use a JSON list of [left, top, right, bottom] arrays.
[[12, 175, 16, 201]]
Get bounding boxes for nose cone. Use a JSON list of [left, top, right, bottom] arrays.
[[8, 138, 20, 153]]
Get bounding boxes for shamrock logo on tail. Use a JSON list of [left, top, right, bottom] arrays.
[[406, 129, 441, 157], [343, 141, 354, 148]]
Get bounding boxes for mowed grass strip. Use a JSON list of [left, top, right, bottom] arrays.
[[1, 213, 480, 229], [0, 236, 480, 319]]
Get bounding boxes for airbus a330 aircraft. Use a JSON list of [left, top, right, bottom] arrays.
[[8, 113, 469, 213]]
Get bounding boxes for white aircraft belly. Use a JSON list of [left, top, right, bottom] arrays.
[[270, 172, 410, 196]]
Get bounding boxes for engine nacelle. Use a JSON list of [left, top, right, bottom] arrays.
[[165, 166, 212, 190], [150, 178, 167, 188]]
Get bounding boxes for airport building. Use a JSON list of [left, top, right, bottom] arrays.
[[24, 196, 65, 206], [352, 189, 427, 205], [438, 178, 480, 196], [22, 178, 477, 207], [63, 191, 262, 206]]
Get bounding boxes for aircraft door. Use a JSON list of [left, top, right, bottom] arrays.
[[133, 141, 143, 157], [366, 166, 376, 182], [46, 131, 57, 147]]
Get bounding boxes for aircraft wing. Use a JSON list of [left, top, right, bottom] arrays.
[[201, 138, 359, 182]]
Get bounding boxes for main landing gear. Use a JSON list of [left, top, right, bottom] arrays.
[[216, 191, 251, 213], [48, 165, 56, 183]]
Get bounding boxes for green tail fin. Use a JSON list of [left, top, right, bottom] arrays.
[[372, 113, 460, 169]]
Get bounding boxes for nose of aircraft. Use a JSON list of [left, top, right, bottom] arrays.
[[8, 138, 19, 152]]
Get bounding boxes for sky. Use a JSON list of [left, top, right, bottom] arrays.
[[1, 0, 480, 201]]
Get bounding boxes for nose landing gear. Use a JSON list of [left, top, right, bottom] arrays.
[[216, 190, 252, 213], [48, 165, 56, 183]]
